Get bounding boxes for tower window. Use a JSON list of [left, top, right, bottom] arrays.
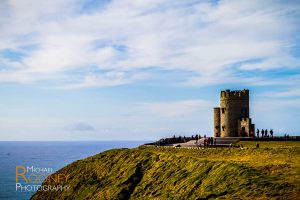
[[222, 126, 225, 131], [241, 107, 247, 117], [222, 108, 225, 114]]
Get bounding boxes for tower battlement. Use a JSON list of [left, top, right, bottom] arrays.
[[220, 89, 249, 99]]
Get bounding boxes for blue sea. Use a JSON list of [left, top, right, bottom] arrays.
[[0, 141, 147, 200]]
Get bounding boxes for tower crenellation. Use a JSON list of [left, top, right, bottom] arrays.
[[220, 89, 249, 99]]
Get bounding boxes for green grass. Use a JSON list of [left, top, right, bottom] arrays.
[[31, 141, 300, 200]]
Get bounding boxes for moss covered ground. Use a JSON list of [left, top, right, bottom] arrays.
[[31, 141, 300, 200]]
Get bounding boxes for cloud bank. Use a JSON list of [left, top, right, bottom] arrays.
[[0, 0, 299, 88]]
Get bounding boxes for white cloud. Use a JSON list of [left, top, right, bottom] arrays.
[[0, 0, 299, 87], [263, 88, 300, 98]]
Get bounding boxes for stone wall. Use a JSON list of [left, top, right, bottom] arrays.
[[214, 107, 221, 137]]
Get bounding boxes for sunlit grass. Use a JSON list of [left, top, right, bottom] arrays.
[[32, 141, 300, 200]]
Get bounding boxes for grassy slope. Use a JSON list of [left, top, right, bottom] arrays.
[[31, 141, 300, 200]]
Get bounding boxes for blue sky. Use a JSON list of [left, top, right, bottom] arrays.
[[0, 0, 300, 140]]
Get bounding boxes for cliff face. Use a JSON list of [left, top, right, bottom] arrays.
[[31, 142, 300, 199]]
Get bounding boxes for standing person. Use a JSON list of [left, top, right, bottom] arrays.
[[265, 129, 268, 137], [256, 129, 260, 138], [214, 138, 217, 146], [270, 129, 273, 138], [261, 129, 265, 137]]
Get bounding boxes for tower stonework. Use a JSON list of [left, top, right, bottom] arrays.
[[213, 89, 255, 137], [213, 107, 221, 137]]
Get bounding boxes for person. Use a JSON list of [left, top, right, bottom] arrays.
[[256, 129, 260, 138], [261, 129, 265, 137], [173, 135, 176, 142], [214, 138, 217, 146], [270, 129, 273, 137], [211, 137, 214, 145], [256, 142, 259, 148], [265, 129, 268, 137]]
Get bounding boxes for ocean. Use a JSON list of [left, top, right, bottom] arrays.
[[0, 141, 146, 200]]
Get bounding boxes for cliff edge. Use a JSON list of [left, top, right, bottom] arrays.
[[31, 141, 300, 199]]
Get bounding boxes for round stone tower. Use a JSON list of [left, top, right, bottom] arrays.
[[220, 89, 249, 137]]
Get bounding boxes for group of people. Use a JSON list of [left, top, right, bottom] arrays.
[[256, 129, 274, 138], [203, 137, 217, 147], [156, 134, 203, 145]]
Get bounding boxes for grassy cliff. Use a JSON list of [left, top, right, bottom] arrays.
[[31, 141, 300, 199]]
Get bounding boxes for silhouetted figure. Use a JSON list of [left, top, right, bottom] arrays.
[[256, 129, 260, 138], [256, 142, 259, 148], [270, 129, 273, 138], [265, 129, 268, 137], [261, 129, 265, 137], [214, 138, 217, 146]]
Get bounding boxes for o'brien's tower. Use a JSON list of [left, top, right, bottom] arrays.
[[214, 89, 255, 137]]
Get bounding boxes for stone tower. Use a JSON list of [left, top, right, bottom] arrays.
[[214, 89, 255, 137]]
